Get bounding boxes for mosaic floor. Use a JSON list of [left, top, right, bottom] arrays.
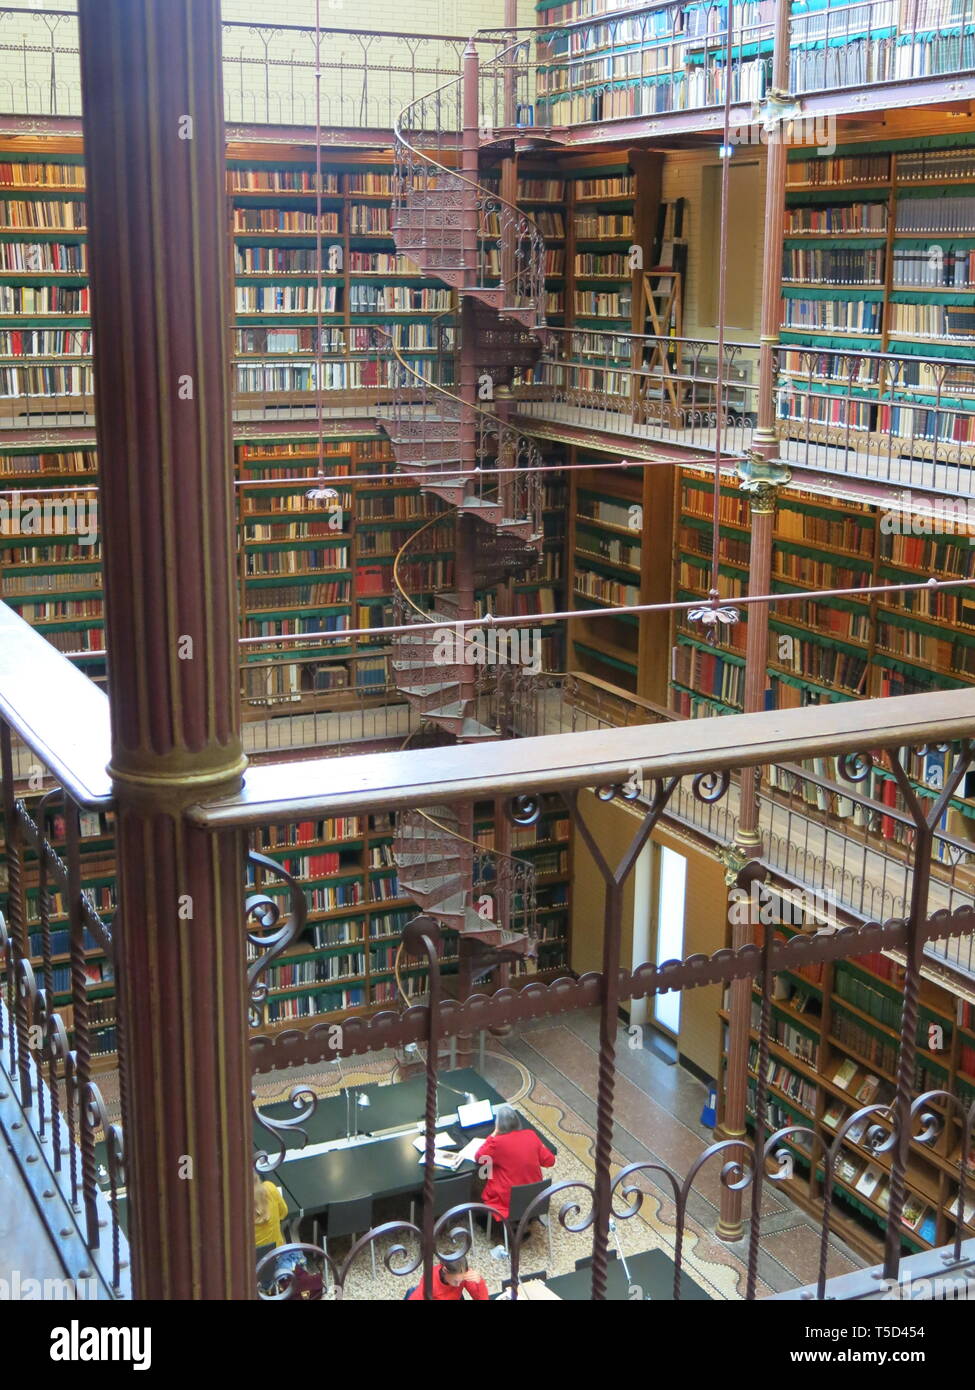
[[248, 1011, 867, 1300]]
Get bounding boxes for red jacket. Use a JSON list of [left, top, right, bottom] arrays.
[[408, 1266, 489, 1301], [475, 1128, 556, 1219]]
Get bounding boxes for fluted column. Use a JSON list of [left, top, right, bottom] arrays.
[[78, 0, 252, 1299]]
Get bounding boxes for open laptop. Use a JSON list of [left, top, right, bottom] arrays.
[[456, 1098, 494, 1129]]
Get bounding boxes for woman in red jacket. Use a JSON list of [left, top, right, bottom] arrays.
[[475, 1104, 556, 1226], [406, 1255, 489, 1301]]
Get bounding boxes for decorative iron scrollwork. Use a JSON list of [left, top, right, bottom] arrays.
[[245, 850, 307, 1028], [507, 793, 541, 826], [837, 751, 873, 784], [691, 769, 730, 804], [253, 1085, 318, 1174]]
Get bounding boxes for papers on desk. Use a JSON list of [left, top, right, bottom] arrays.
[[414, 1134, 483, 1169], [412, 1132, 457, 1153], [419, 1150, 467, 1170], [454, 1136, 484, 1165], [500, 1279, 561, 1301]]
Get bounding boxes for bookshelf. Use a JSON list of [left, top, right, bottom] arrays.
[[568, 448, 674, 701], [722, 896, 975, 1259], [0, 804, 118, 1071], [671, 463, 975, 843], [230, 154, 457, 405], [779, 134, 975, 459], [477, 793, 573, 977]]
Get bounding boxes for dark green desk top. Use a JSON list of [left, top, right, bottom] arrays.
[[541, 1249, 712, 1302], [253, 1067, 492, 1152], [263, 1068, 554, 1219]]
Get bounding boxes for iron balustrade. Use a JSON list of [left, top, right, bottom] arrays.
[[3, 594, 975, 1294]]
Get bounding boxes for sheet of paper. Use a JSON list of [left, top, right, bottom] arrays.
[[412, 1132, 457, 1152]]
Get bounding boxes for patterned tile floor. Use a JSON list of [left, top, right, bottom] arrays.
[[250, 1009, 867, 1300]]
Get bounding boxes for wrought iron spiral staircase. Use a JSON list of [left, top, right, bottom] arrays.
[[376, 39, 551, 985]]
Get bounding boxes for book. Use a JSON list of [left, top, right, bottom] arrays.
[[823, 1100, 845, 1130], [833, 1058, 858, 1090], [855, 1163, 884, 1198], [855, 1073, 881, 1104]]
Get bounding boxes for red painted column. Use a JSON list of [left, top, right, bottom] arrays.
[[717, 0, 793, 1242], [78, 0, 252, 1298]]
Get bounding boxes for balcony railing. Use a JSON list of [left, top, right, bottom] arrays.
[[3, 597, 975, 1297], [512, 327, 975, 496], [0, 3, 971, 131]]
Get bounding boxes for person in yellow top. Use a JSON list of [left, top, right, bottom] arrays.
[[254, 1172, 289, 1249]]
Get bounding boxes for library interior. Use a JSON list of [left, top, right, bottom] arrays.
[[2, 0, 975, 1309]]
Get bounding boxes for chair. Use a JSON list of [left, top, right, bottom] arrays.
[[488, 1180, 554, 1267], [314, 1195, 376, 1284], [410, 1170, 476, 1248]]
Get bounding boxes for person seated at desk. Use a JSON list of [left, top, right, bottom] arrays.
[[475, 1103, 556, 1230], [406, 1255, 489, 1301], [254, 1172, 300, 1292]]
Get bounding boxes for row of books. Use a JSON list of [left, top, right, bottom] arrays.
[[235, 326, 345, 354], [1, 570, 101, 595], [575, 176, 634, 199], [0, 161, 85, 187], [782, 248, 884, 285], [519, 178, 565, 201], [259, 817, 363, 847], [778, 393, 873, 431], [0, 328, 91, 355], [347, 252, 419, 274], [0, 448, 95, 474], [779, 349, 883, 385], [246, 580, 351, 609], [0, 240, 87, 272], [346, 285, 452, 312], [574, 567, 640, 606], [228, 169, 340, 193], [233, 210, 339, 233], [266, 987, 366, 1019], [357, 523, 451, 555], [898, 148, 975, 181], [0, 363, 93, 394], [536, 61, 770, 123], [751, 999, 820, 1065], [246, 615, 349, 638], [781, 298, 882, 333], [531, 211, 565, 238], [891, 247, 975, 288], [773, 637, 868, 693], [574, 290, 631, 316], [349, 205, 391, 234], [888, 302, 975, 339], [832, 1013, 898, 1076], [880, 532, 975, 574], [245, 547, 350, 576], [576, 527, 641, 569], [835, 966, 902, 1029], [244, 521, 349, 541], [773, 598, 871, 643], [876, 619, 975, 674], [896, 196, 975, 233], [235, 285, 338, 313], [266, 953, 367, 987], [0, 199, 86, 228], [747, 1042, 818, 1110], [233, 358, 437, 392], [574, 213, 633, 239], [880, 401, 975, 444], [783, 204, 887, 234], [574, 252, 630, 276], [787, 155, 890, 185], [679, 482, 749, 528], [673, 642, 744, 707], [775, 504, 874, 551], [356, 496, 439, 521], [0, 283, 88, 314]]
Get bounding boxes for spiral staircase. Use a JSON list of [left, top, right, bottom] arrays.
[[376, 41, 551, 984]]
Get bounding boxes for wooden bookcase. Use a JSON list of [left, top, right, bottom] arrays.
[[721, 893, 975, 1259]]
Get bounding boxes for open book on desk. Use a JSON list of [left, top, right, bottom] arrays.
[[412, 1132, 457, 1153], [416, 1136, 484, 1170]]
